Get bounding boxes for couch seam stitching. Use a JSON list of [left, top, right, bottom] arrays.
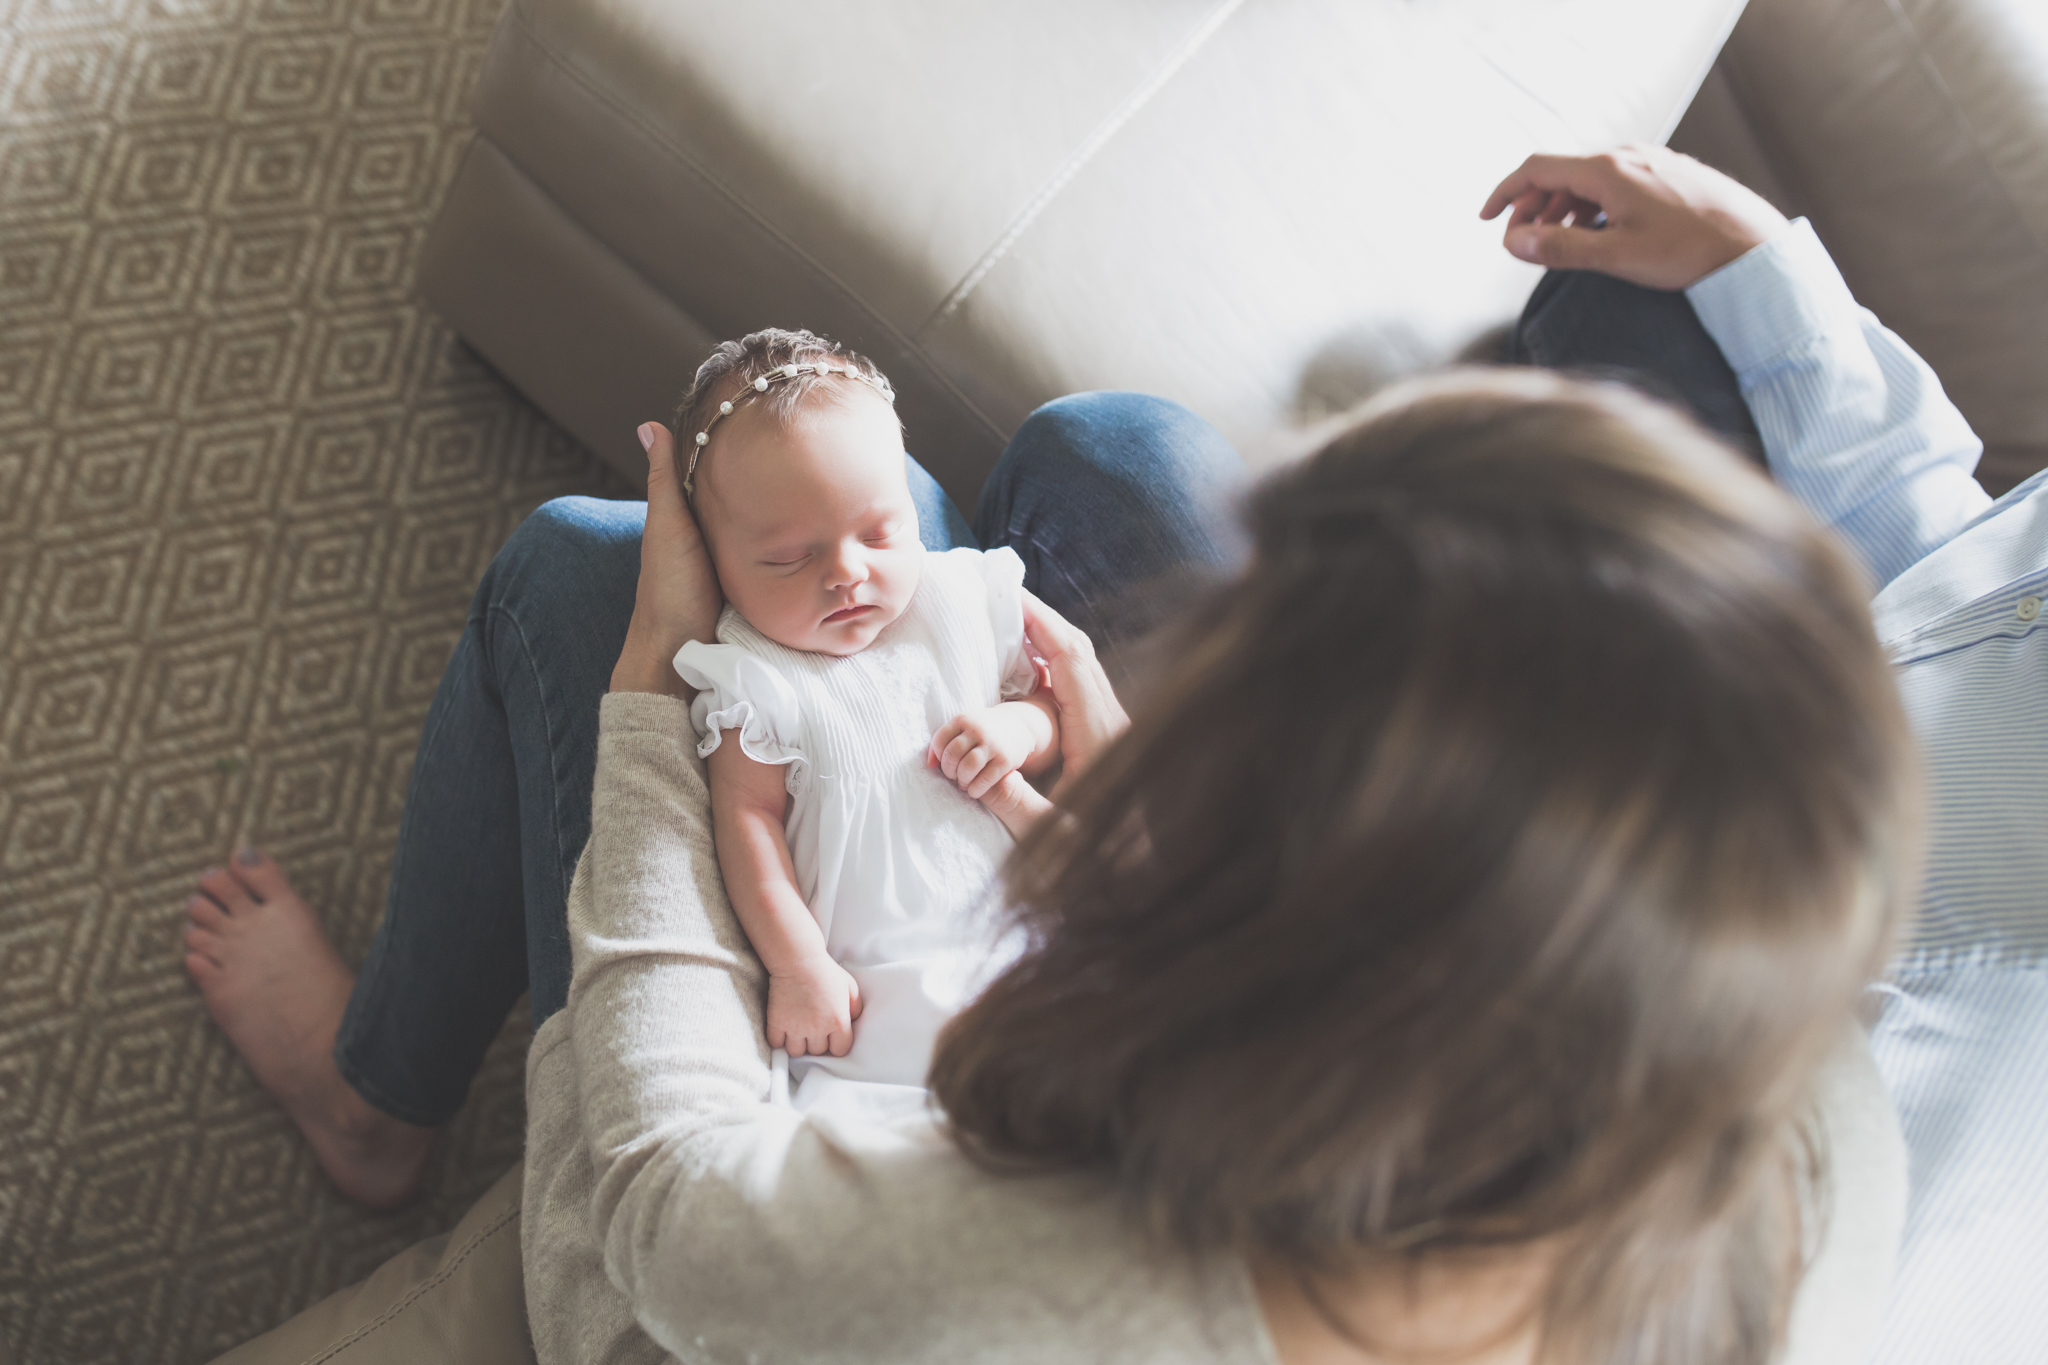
[[919, 0, 1250, 335], [495, 0, 1007, 445], [291, 1202, 522, 1365]]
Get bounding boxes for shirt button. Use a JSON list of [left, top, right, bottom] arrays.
[[2020, 597, 2042, 621]]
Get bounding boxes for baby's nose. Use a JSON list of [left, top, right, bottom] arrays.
[[823, 542, 869, 588]]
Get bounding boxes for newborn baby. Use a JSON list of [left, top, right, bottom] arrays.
[[671, 328, 1058, 1114]]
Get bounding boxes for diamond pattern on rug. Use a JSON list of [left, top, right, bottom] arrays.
[[0, 1, 637, 1360]]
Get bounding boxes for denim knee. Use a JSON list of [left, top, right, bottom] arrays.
[[473, 496, 646, 619], [1001, 392, 1228, 483]]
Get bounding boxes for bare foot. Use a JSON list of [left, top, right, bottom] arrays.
[[182, 848, 435, 1209]]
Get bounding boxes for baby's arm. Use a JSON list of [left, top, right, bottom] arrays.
[[929, 689, 1061, 837], [705, 738, 862, 1058]]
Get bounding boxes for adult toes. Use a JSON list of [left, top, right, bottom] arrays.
[[183, 923, 224, 967], [184, 951, 222, 989], [197, 865, 257, 914], [227, 846, 295, 905], [186, 895, 228, 931]]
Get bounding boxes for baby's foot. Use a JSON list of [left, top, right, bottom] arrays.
[[181, 848, 434, 1209]]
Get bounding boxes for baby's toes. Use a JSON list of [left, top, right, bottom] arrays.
[[197, 865, 257, 914]]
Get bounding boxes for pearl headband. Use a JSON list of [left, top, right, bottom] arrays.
[[681, 360, 897, 505]]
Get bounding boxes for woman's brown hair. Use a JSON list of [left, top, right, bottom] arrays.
[[929, 370, 1919, 1364]]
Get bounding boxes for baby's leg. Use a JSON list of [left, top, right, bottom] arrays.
[[972, 393, 1248, 668]]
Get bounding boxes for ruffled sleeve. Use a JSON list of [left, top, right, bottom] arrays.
[[978, 546, 1038, 700], [672, 640, 807, 788]]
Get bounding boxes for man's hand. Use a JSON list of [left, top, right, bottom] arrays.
[[1479, 146, 1788, 290], [765, 953, 863, 1058], [610, 422, 724, 698]]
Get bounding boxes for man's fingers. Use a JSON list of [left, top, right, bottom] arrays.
[[1503, 222, 1616, 273], [1480, 153, 1621, 221]]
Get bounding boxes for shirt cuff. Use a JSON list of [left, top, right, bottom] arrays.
[[1685, 218, 1860, 375]]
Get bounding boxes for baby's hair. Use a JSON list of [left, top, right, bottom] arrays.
[[672, 327, 899, 503]]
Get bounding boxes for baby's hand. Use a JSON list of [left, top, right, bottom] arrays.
[[766, 954, 863, 1058], [930, 707, 1038, 801]]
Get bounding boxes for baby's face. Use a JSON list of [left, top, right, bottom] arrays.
[[696, 387, 923, 657]]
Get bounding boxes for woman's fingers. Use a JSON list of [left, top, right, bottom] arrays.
[[611, 422, 725, 696], [1021, 591, 1129, 783], [1021, 592, 1124, 722]]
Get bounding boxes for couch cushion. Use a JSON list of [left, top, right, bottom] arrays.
[[454, 0, 1747, 497]]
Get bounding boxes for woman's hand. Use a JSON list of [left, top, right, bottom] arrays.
[[975, 593, 1132, 835], [1022, 591, 1129, 793], [610, 423, 724, 698], [1479, 146, 1788, 290]]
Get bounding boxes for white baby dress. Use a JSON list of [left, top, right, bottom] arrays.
[[673, 546, 1038, 1115]]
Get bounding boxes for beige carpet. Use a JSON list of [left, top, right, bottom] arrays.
[[0, 0, 637, 1359]]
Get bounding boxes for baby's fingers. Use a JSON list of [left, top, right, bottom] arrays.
[[938, 730, 979, 783], [928, 718, 966, 766], [966, 755, 1017, 801], [952, 744, 994, 792]]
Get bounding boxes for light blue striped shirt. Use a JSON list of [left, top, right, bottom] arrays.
[[1689, 222, 2047, 1364]]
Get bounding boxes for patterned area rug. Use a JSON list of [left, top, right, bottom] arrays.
[[0, 1, 635, 1360]]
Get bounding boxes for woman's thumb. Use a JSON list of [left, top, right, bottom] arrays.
[[638, 421, 673, 473]]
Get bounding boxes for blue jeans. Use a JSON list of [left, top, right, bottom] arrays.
[[337, 276, 1749, 1126], [333, 393, 1246, 1125]]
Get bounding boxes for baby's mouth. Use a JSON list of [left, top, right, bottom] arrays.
[[823, 603, 877, 624]]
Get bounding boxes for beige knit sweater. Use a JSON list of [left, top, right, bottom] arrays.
[[521, 692, 1907, 1365]]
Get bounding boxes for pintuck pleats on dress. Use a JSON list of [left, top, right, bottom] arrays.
[[674, 548, 1036, 1111]]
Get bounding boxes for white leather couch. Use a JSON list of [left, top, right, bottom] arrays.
[[212, 0, 2048, 1358], [415, 0, 1749, 502]]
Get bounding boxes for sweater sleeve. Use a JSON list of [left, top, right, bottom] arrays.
[[566, 692, 1275, 1365]]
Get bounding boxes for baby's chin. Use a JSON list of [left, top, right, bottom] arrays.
[[803, 605, 903, 656]]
